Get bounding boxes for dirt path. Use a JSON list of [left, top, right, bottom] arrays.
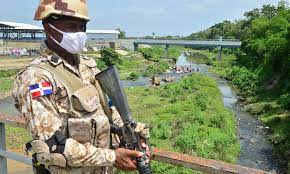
[[0, 58, 33, 70], [8, 159, 33, 174]]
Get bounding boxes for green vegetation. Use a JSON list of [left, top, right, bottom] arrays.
[[95, 59, 108, 70], [0, 79, 14, 92], [127, 72, 140, 81], [126, 74, 240, 173], [116, 28, 126, 39], [94, 49, 146, 80], [143, 61, 170, 77], [186, 51, 213, 65], [0, 69, 20, 92], [117, 53, 145, 80], [6, 126, 31, 150], [139, 46, 188, 62], [0, 69, 21, 78], [187, 20, 243, 40], [99, 48, 122, 67], [139, 47, 164, 62]]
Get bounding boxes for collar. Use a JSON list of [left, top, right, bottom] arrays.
[[40, 42, 80, 75]]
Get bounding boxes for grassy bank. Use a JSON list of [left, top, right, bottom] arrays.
[[6, 126, 31, 150], [0, 69, 21, 94], [0, 79, 13, 92], [117, 52, 146, 80], [126, 73, 240, 173]]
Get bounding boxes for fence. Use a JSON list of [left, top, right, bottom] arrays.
[[0, 113, 273, 174]]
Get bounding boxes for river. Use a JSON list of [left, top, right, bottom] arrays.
[[0, 54, 282, 173]]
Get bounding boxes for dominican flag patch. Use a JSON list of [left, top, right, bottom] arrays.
[[29, 81, 53, 99]]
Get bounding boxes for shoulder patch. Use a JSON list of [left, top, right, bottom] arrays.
[[29, 81, 53, 99]]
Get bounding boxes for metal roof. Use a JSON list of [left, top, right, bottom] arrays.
[[86, 30, 120, 34], [0, 21, 43, 30], [0, 21, 120, 34]]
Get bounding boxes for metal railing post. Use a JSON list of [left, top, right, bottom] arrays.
[[0, 123, 8, 174]]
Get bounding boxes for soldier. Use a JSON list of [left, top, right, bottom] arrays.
[[12, 0, 150, 173]]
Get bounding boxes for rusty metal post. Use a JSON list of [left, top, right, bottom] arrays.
[[152, 148, 273, 174], [0, 123, 8, 174]]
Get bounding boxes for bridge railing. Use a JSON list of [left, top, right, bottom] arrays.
[[0, 113, 273, 174], [122, 38, 241, 42]]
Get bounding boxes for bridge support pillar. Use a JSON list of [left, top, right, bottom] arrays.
[[0, 123, 7, 174], [217, 46, 223, 60], [134, 43, 139, 51], [164, 45, 169, 59]]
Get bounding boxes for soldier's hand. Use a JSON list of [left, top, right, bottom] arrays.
[[114, 148, 143, 171], [141, 142, 151, 164]]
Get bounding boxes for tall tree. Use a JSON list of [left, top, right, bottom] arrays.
[[116, 28, 126, 39]]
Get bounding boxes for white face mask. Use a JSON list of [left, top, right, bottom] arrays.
[[48, 23, 87, 54]]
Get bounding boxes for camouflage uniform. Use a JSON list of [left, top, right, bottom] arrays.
[[13, 42, 118, 174]]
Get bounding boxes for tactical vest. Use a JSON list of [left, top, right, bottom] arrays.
[[34, 61, 112, 149]]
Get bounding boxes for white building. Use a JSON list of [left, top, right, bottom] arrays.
[[86, 30, 120, 42]]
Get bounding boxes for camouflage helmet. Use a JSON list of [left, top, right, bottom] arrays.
[[34, 0, 90, 21]]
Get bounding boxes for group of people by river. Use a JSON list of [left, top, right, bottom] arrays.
[[172, 65, 199, 74]]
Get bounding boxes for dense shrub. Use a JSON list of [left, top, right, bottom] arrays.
[[95, 60, 107, 70], [278, 94, 290, 109], [99, 48, 122, 66], [127, 72, 140, 81], [224, 66, 259, 95], [142, 62, 170, 77], [139, 47, 163, 62]]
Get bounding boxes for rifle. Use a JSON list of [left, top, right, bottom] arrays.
[[95, 66, 153, 174]]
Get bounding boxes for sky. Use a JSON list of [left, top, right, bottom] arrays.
[[0, 0, 281, 36]]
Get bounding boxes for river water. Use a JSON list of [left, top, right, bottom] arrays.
[[0, 54, 281, 173]]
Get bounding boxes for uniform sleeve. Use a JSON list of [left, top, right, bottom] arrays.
[[111, 106, 124, 127], [12, 68, 115, 167]]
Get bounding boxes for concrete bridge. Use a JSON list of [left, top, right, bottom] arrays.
[[120, 39, 242, 59]]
